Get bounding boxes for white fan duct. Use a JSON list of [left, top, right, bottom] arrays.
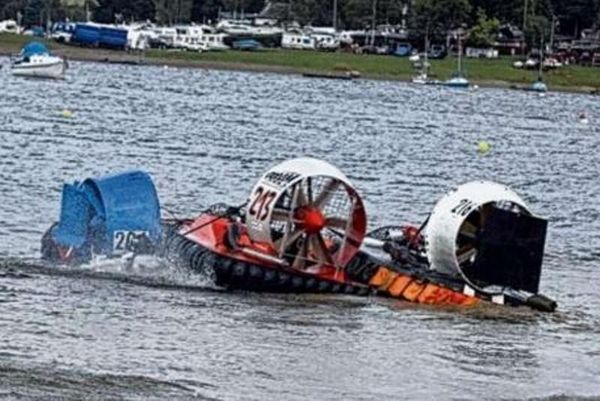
[[424, 181, 531, 285], [245, 157, 366, 270]]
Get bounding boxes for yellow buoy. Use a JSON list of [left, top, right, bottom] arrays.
[[61, 109, 73, 118], [477, 140, 491, 155]]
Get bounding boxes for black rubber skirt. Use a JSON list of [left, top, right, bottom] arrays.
[[161, 225, 371, 295]]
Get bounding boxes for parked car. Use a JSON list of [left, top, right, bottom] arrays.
[[51, 22, 76, 43], [428, 44, 447, 59], [23, 26, 45, 37], [393, 42, 412, 57], [232, 39, 262, 51], [362, 45, 390, 55], [543, 57, 563, 69]]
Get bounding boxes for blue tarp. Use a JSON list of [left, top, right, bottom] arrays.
[[72, 23, 128, 49], [99, 27, 128, 48], [72, 24, 100, 45], [21, 41, 49, 57]]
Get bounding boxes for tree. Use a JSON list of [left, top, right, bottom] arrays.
[[22, 0, 53, 26], [1, 0, 27, 20], [467, 8, 500, 47], [410, 0, 472, 43], [153, 0, 192, 24], [551, 0, 600, 36], [469, 0, 522, 26], [190, 0, 223, 23], [341, 0, 372, 28]]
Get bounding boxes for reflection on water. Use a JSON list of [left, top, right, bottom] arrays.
[[0, 58, 599, 400]]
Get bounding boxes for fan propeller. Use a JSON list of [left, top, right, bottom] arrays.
[[245, 158, 366, 272], [424, 181, 533, 290]]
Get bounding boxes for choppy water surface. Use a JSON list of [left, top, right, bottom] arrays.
[[0, 58, 599, 400]]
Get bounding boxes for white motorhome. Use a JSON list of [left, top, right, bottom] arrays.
[[125, 23, 159, 50], [216, 18, 282, 37], [173, 27, 208, 52], [196, 25, 229, 51], [281, 28, 339, 51], [339, 30, 363, 45], [306, 27, 339, 50], [281, 31, 314, 49], [313, 33, 339, 50], [153, 27, 177, 47]]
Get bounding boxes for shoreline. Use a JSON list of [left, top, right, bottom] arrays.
[[1, 34, 599, 95]]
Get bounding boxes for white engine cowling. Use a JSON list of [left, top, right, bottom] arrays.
[[424, 181, 532, 287]]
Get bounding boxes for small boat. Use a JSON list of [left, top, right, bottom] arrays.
[[411, 72, 439, 85], [530, 79, 548, 93], [41, 159, 557, 313], [444, 35, 469, 88], [411, 71, 428, 84], [445, 74, 470, 88], [302, 71, 359, 80], [411, 36, 438, 85], [10, 41, 67, 79], [393, 43, 413, 57], [528, 36, 548, 93]]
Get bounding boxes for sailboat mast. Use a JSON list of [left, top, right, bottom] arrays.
[[538, 34, 544, 80], [458, 33, 463, 76], [370, 0, 377, 46], [424, 30, 429, 75], [333, 0, 337, 31], [424, 35, 428, 61]]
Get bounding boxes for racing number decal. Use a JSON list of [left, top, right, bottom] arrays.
[[451, 199, 477, 217], [113, 231, 148, 253], [249, 186, 277, 221]]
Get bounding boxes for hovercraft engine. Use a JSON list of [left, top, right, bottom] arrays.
[[359, 180, 555, 310], [41, 171, 162, 264], [423, 181, 552, 305], [242, 157, 367, 272]]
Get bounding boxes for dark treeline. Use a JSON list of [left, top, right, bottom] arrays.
[[1, 0, 599, 41]]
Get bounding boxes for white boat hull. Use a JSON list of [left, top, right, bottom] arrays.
[[11, 59, 66, 79], [444, 77, 469, 88]]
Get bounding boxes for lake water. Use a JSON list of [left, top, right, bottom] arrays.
[[1, 58, 599, 400]]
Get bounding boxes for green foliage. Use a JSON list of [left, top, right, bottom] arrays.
[[338, 0, 369, 28], [0, 0, 599, 39], [466, 8, 500, 47], [191, 0, 223, 23], [94, 0, 155, 23], [153, 0, 192, 24], [552, 0, 600, 36], [411, 0, 472, 41], [469, 0, 523, 25], [22, 0, 51, 26], [1, 0, 26, 20]]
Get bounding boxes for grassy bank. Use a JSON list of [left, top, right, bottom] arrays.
[[2, 32, 600, 92], [146, 48, 600, 89]]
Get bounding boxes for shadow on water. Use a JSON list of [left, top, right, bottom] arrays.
[[0, 362, 217, 401]]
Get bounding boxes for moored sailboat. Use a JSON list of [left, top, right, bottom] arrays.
[[444, 34, 469, 88]]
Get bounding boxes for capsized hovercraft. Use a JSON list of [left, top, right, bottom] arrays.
[[41, 158, 556, 312]]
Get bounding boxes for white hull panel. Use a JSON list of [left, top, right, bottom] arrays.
[[11, 60, 66, 79]]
